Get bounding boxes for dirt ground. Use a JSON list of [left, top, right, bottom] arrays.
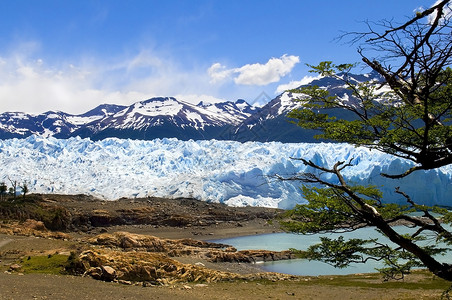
[[0, 231, 448, 300], [0, 195, 450, 299], [1, 271, 447, 300]]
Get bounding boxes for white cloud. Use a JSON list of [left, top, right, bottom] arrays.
[[0, 47, 229, 114], [174, 94, 228, 105], [208, 63, 235, 84], [0, 55, 131, 114], [208, 54, 300, 86], [234, 55, 300, 85], [0, 46, 299, 115], [415, 1, 452, 24], [275, 75, 322, 94]]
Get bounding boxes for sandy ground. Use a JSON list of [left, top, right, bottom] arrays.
[[99, 217, 281, 240]]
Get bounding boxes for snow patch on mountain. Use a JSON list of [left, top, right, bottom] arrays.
[[0, 136, 450, 209], [277, 92, 303, 115], [133, 98, 183, 117], [0, 97, 258, 140]]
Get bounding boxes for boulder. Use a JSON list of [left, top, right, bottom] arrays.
[[9, 264, 22, 272], [85, 267, 103, 280], [101, 265, 117, 281]]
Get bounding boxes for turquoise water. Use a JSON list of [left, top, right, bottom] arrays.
[[212, 227, 451, 276]]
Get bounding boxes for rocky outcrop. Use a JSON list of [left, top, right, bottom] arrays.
[[0, 219, 71, 240], [76, 248, 295, 284], [88, 231, 294, 264], [207, 249, 294, 263], [1, 194, 282, 232], [78, 248, 243, 284], [89, 232, 231, 250]]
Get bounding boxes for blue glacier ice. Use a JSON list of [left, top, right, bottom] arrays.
[[0, 135, 450, 209]]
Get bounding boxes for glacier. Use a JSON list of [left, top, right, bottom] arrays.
[[0, 135, 451, 209]]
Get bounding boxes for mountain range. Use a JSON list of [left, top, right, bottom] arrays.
[[0, 72, 381, 142]]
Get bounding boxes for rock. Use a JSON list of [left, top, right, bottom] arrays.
[[101, 265, 117, 281], [85, 267, 103, 280], [120, 235, 139, 249], [145, 266, 158, 279], [9, 264, 22, 271], [74, 231, 297, 285], [205, 249, 293, 263]]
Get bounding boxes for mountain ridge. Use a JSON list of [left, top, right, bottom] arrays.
[[0, 72, 381, 142]]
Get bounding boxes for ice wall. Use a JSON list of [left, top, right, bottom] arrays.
[[0, 136, 450, 209]]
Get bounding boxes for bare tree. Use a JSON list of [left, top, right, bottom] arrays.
[[7, 177, 17, 201]]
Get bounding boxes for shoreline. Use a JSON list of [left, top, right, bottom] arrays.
[[0, 194, 449, 300], [100, 217, 283, 241]]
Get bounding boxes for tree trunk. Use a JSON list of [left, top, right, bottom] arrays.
[[370, 212, 452, 281]]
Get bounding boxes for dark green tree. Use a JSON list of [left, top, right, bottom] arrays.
[[0, 182, 7, 201], [280, 0, 452, 281], [21, 182, 28, 199]]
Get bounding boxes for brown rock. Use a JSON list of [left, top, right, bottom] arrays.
[[101, 265, 117, 281], [85, 267, 103, 280], [9, 264, 22, 272]]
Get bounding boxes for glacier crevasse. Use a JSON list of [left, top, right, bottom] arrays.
[[0, 135, 450, 209]]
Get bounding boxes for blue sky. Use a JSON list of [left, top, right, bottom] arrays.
[[0, 0, 435, 114]]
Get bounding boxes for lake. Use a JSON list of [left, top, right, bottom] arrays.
[[212, 226, 451, 276]]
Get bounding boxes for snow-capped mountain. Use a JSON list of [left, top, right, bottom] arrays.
[[72, 97, 258, 140], [0, 71, 382, 142], [227, 71, 382, 142], [222, 92, 310, 142], [0, 97, 258, 141], [0, 111, 77, 139], [0, 104, 126, 139]]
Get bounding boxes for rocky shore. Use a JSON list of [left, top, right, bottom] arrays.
[[0, 194, 295, 284], [0, 194, 449, 299]]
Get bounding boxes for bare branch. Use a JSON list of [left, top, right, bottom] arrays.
[[367, 0, 451, 42], [381, 166, 421, 179]]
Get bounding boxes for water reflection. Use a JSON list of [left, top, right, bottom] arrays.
[[212, 227, 451, 276]]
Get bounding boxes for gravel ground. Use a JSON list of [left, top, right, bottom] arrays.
[[0, 271, 446, 300]]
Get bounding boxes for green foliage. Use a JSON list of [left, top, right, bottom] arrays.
[[288, 63, 452, 172], [21, 182, 28, 199], [306, 236, 377, 268], [0, 195, 72, 230], [280, 1, 452, 282], [280, 185, 381, 234], [0, 182, 7, 195], [300, 232, 450, 280], [19, 254, 70, 275]]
